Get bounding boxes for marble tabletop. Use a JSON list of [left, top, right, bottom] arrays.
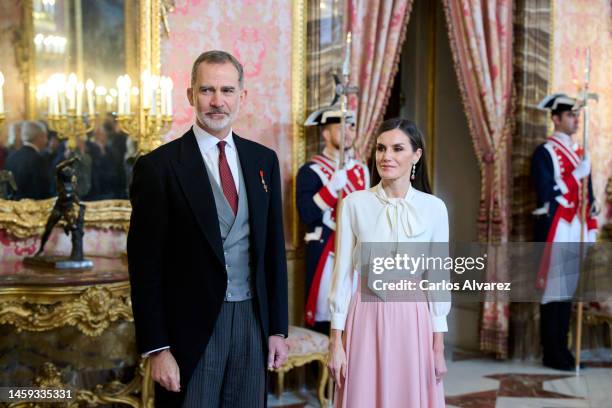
[[0, 255, 128, 287]]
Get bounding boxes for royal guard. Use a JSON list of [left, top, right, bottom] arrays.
[[532, 93, 598, 371], [297, 105, 369, 334]]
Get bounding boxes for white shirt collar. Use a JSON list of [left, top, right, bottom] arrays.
[[23, 142, 40, 153], [373, 182, 424, 237], [552, 131, 575, 149], [192, 123, 235, 153]]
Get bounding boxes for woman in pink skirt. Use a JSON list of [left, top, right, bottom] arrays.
[[328, 118, 450, 407]]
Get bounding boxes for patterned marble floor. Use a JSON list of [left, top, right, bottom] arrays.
[[267, 349, 612, 408]]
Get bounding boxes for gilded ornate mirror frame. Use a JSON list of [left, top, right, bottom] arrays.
[[0, 0, 168, 238]]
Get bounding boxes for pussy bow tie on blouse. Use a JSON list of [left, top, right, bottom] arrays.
[[367, 183, 427, 301], [373, 183, 425, 238]]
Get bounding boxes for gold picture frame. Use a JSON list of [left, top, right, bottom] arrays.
[[0, 0, 167, 238], [1, 0, 308, 242]]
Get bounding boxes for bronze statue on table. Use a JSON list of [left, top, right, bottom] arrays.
[[24, 156, 93, 269], [0, 170, 17, 199]]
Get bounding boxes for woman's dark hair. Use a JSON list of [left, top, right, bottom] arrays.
[[370, 118, 432, 194]]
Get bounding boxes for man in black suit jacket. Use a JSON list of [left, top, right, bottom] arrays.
[[128, 51, 289, 407], [4, 121, 51, 200]]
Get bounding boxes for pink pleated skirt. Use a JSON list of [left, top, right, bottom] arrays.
[[334, 286, 445, 408]]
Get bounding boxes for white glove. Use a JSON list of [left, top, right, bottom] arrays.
[[328, 169, 348, 192], [572, 157, 591, 180]]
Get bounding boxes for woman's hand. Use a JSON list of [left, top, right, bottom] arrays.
[[433, 348, 447, 384], [327, 329, 347, 387], [433, 332, 446, 384]]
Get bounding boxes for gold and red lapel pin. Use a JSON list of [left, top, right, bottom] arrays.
[[259, 169, 268, 193]]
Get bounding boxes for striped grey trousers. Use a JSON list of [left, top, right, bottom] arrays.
[[182, 300, 265, 408]]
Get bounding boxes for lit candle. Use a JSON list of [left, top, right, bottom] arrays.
[[131, 86, 139, 113], [76, 82, 84, 115], [59, 88, 66, 114], [86, 79, 94, 116], [34, 34, 44, 52], [67, 73, 77, 110], [105, 95, 112, 113], [124, 75, 132, 114], [53, 74, 66, 114], [49, 81, 59, 115], [151, 75, 159, 116], [0, 71, 4, 114], [95, 86, 107, 113], [51, 76, 60, 115], [43, 36, 51, 53], [116, 76, 124, 114], [109, 88, 118, 113]]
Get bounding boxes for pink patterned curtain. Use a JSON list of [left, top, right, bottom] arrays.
[[442, 0, 514, 358], [348, 0, 413, 159]]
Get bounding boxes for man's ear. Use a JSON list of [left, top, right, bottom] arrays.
[[187, 87, 194, 107], [240, 88, 248, 103], [321, 127, 331, 141], [551, 113, 561, 126]]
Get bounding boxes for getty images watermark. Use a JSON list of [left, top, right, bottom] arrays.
[[359, 242, 612, 303]]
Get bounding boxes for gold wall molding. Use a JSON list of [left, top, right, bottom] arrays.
[[291, 0, 307, 248], [0, 199, 131, 239], [0, 0, 168, 233], [0, 283, 132, 337]]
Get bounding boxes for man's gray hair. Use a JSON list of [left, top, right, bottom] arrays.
[[190, 50, 244, 89], [7, 121, 23, 146], [20, 121, 47, 143]]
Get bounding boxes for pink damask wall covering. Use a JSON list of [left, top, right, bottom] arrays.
[[552, 0, 611, 227], [161, 0, 295, 245]]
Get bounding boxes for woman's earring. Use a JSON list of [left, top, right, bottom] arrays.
[[411, 163, 416, 180]]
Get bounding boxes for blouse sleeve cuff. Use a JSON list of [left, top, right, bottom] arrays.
[[431, 315, 448, 332], [330, 312, 347, 331]]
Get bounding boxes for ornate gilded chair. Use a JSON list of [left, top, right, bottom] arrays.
[[272, 325, 330, 407]]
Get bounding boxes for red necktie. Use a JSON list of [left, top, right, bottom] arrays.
[[217, 141, 238, 215]]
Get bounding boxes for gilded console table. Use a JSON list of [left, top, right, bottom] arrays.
[[0, 256, 153, 407]]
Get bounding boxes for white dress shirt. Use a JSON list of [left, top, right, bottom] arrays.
[[192, 124, 240, 193], [328, 182, 451, 332]]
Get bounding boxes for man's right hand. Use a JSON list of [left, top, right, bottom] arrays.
[[328, 169, 348, 193], [150, 349, 181, 392]]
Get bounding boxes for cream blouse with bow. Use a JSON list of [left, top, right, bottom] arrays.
[[328, 182, 451, 332]]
